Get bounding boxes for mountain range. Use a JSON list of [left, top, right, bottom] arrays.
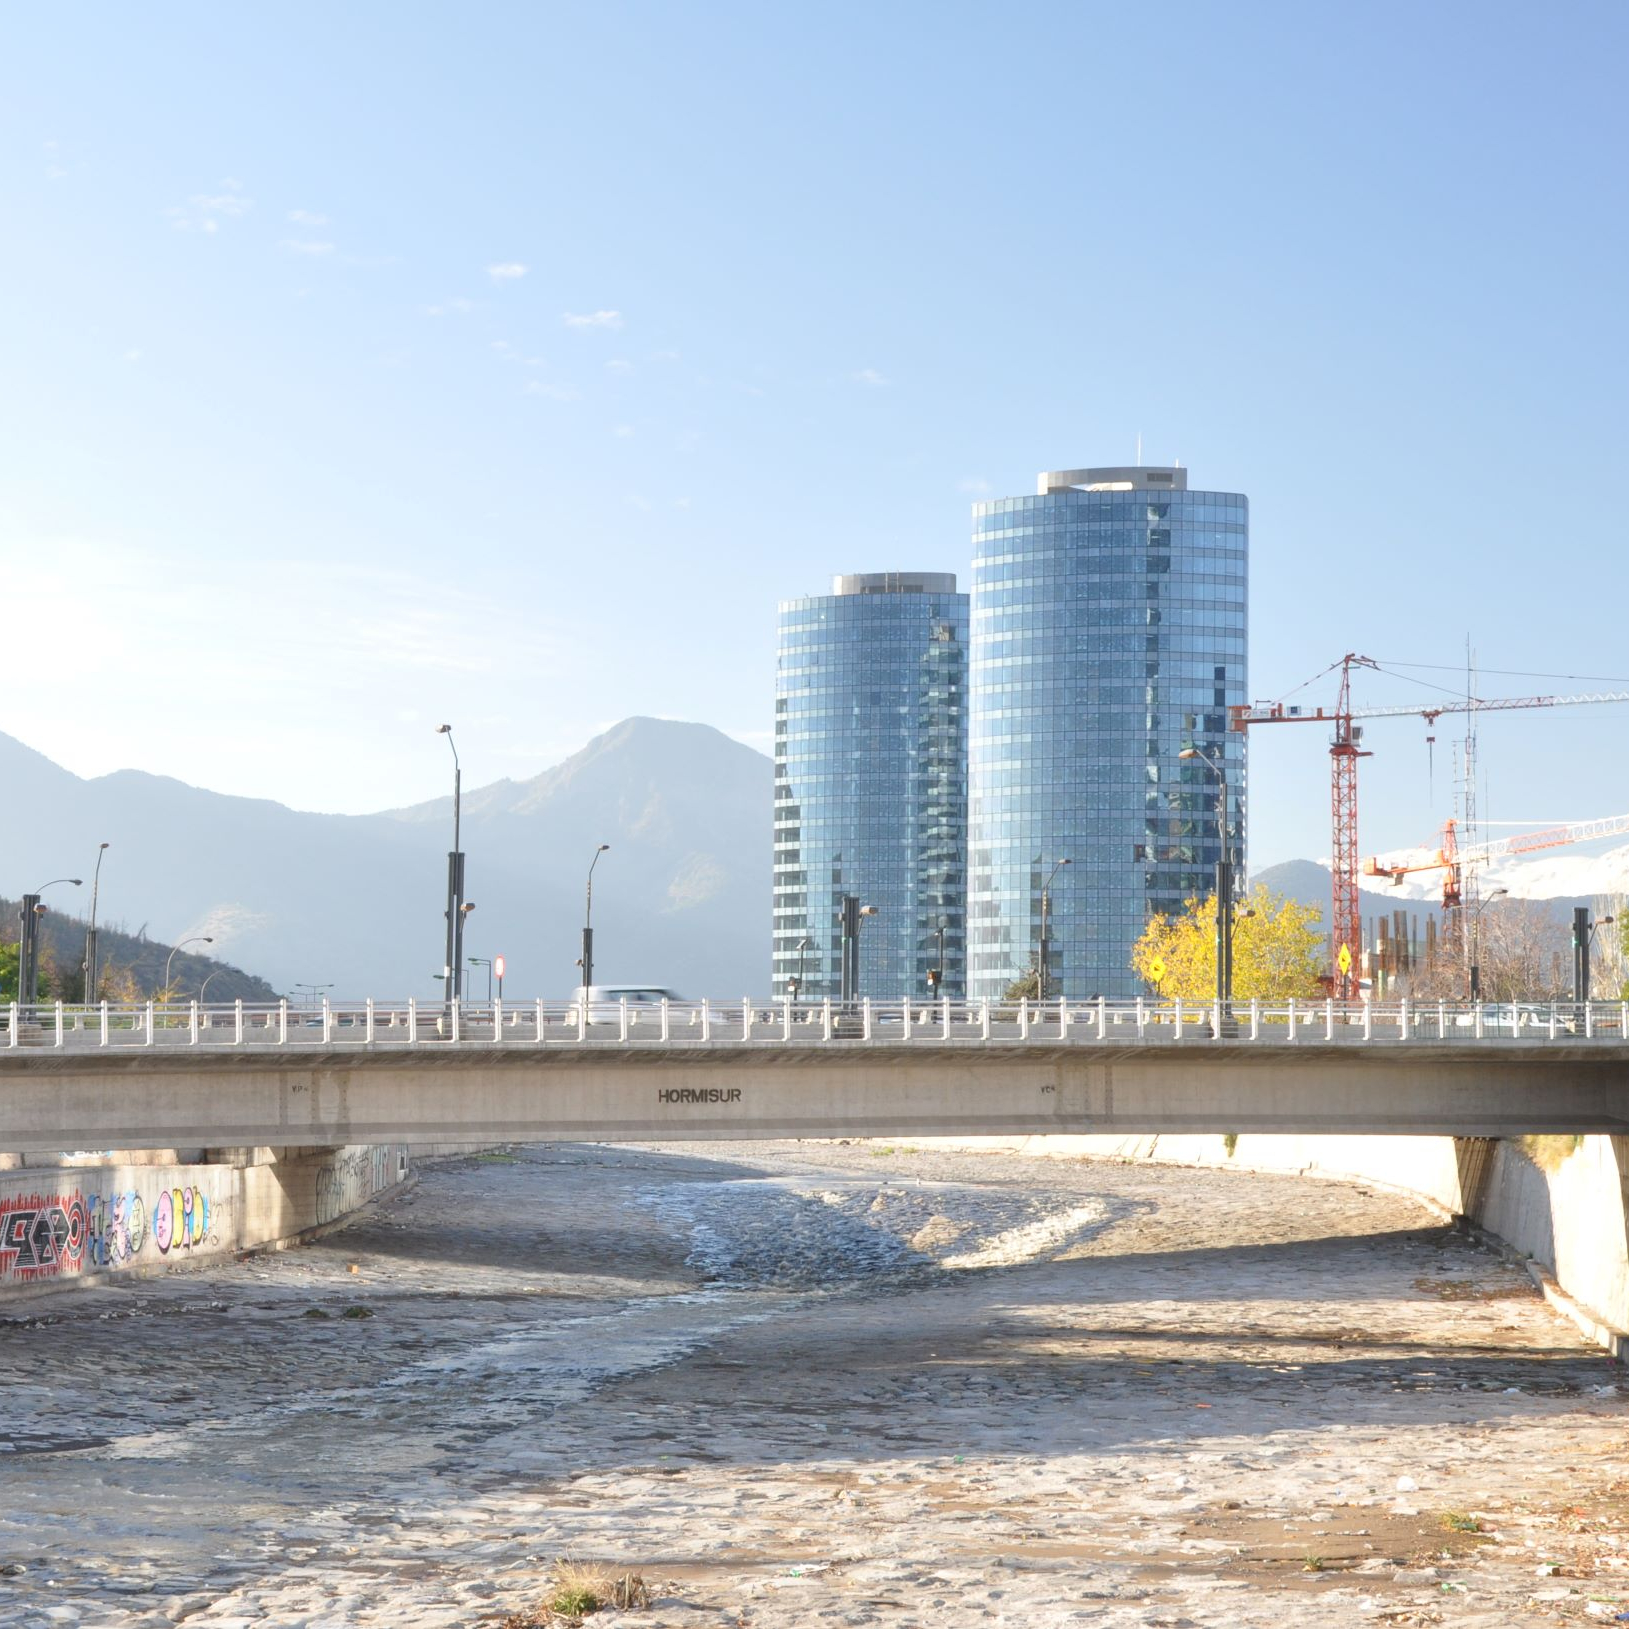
[[0, 719, 771, 998]]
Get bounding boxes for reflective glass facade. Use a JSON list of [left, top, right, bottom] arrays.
[[968, 468, 1247, 999], [774, 573, 969, 999]]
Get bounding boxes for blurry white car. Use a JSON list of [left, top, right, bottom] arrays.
[[570, 985, 685, 1024]]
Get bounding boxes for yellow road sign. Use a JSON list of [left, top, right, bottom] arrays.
[[1149, 956, 1167, 982], [1337, 944, 1353, 975]]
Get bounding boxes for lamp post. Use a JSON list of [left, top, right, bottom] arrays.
[[1037, 859, 1070, 1001], [582, 844, 610, 991], [1467, 888, 1508, 1001], [1573, 907, 1617, 1006], [791, 936, 809, 1005], [164, 936, 214, 996], [436, 725, 466, 1003], [1180, 746, 1235, 1017], [199, 970, 222, 1003], [83, 842, 110, 1003], [18, 877, 83, 1014], [838, 895, 877, 1004], [468, 955, 493, 1003], [931, 922, 946, 998]]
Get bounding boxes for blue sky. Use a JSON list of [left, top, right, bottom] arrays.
[[5, 0, 1628, 868]]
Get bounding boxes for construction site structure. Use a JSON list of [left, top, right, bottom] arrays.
[[1232, 655, 1629, 997], [1364, 812, 1629, 909]]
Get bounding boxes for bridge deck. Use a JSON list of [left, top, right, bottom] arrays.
[[3, 1030, 1626, 1151]]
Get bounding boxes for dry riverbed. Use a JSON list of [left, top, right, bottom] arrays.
[[1, 1140, 1625, 1627]]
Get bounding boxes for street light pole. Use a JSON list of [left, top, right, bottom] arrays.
[[164, 935, 214, 996], [1573, 908, 1617, 1006], [469, 956, 493, 1003], [18, 877, 83, 1014], [199, 970, 222, 1002], [1467, 888, 1508, 1001], [436, 726, 465, 1003], [838, 895, 876, 1004], [1037, 859, 1070, 1002], [1181, 746, 1235, 1017], [83, 842, 110, 1003], [792, 936, 809, 1005], [934, 922, 946, 998], [582, 844, 610, 991]]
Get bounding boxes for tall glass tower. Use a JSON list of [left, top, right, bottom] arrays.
[[968, 466, 1247, 1000], [773, 572, 969, 1000]]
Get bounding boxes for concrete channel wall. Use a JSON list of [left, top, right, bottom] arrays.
[[0, 1143, 411, 1297], [916, 1131, 1629, 1359]]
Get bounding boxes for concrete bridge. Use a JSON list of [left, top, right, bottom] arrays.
[[3, 998, 1627, 1152]]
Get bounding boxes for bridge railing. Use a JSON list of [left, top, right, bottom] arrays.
[[3, 995, 1627, 1051]]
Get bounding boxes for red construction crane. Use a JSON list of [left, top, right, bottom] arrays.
[[1364, 812, 1629, 910], [1232, 654, 1629, 996]]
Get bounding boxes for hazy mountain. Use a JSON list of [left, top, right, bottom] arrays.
[[1252, 859, 1446, 936], [0, 719, 771, 998]]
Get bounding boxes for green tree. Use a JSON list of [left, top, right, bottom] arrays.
[[1002, 967, 1040, 1001], [0, 941, 58, 1001], [1132, 885, 1325, 1002]]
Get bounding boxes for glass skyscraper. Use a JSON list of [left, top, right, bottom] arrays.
[[773, 572, 969, 1000], [968, 466, 1247, 1000]]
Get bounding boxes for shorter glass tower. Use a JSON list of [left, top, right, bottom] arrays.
[[773, 572, 969, 999]]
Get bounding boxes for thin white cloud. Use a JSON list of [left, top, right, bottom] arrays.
[[613, 424, 635, 438], [280, 239, 335, 256], [523, 380, 577, 401], [288, 209, 329, 226], [124, 349, 142, 363], [487, 262, 528, 281], [852, 367, 889, 387], [605, 358, 634, 373], [958, 477, 991, 494], [626, 494, 654, 512], [563, 310, 624, 330], [167, 182, 252, 234]]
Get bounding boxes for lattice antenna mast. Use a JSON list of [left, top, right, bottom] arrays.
[[1329, 654, 1376, 997], [1459, 639, 1481, 965]]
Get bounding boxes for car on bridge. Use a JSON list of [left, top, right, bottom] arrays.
[[571, 985, 687, 1026]]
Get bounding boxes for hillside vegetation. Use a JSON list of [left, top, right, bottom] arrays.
[[0, 898, 279, 1003]]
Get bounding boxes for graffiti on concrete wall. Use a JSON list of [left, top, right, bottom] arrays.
[[152, 1186, 213, 1255], [315, 1145, 407, 1225], [2, 1145, 404, 1289], [2, 1179, 216, 1284], [0, 1191, 89, 1283], [86, 1191, 148, 1268]]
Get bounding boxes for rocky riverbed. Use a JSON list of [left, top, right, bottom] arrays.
[[1, 1140, 1625, 1627]]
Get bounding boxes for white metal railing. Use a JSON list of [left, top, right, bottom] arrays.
[[1, 997, 1627, 1052]]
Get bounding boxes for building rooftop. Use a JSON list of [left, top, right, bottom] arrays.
[[1036, 465, 1189, 495], [832, 571, 959, 596]]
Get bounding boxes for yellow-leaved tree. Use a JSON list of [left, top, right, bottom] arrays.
[[1131, 885, 1325, 1001]]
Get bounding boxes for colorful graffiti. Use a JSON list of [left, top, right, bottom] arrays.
[[86, 1191, 148, 1268], [0, 1191, 89, 1282], [152, 1186, 211, 1255]]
